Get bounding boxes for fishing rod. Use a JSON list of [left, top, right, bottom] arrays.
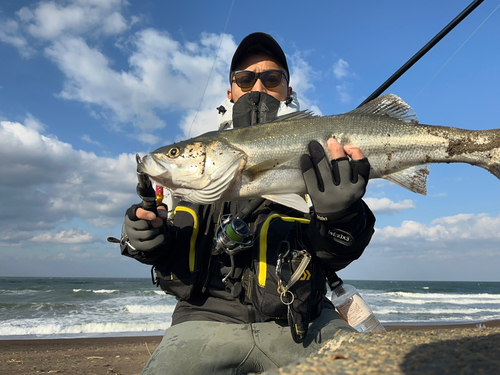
[[136, 154, 159, 216], [358, 0, 484, 108]]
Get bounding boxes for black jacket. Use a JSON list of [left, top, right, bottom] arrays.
[[122, 197, 375, 326]]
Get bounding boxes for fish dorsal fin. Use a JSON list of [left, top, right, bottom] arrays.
[[384, 165, 430, 195], [262, 194, 310, 213], [224, 110, 317, 131], [274, 110, 318, 122], [257, 110, 317, 126], [347, 94, 417, 123]]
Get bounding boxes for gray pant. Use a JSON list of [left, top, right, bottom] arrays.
[[141, 308, 355, 375]]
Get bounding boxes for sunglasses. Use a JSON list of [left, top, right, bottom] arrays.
[[232, 70, 288, 91]]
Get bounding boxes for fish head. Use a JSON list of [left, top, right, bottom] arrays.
[[138, 136, 247, 204]]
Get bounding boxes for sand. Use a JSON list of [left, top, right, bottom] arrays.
[[0, 336, 161, 375], [1, 321, 499, 375]]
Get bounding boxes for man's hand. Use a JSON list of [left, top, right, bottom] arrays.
[[327, 137, 365, 161], [300, 138, 370, 223], [135, 206, 168, 228], [123, 205, 169, 252]]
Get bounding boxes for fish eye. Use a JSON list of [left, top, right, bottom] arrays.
[[167, 147, 180, 158]]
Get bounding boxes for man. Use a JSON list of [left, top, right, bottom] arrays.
[[121, 33, 375, 374]]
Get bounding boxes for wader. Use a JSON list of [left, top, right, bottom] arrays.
[[141, 307, 355, 375]]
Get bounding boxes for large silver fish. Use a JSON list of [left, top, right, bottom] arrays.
[[138, 94, 500, 211]]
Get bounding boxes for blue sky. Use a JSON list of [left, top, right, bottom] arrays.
[[1, 0, 499, 281]]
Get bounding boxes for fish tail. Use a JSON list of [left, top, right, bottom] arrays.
[[476, 129, 500, 180], [449, 128, 500, 181], [488, 164, 500, 179]]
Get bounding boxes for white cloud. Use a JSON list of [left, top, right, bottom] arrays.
[[289, 52, 322, 116], [179, 107, 220, 140], [20, 0, 129, 40], [289, 53, 315, 94], [2, 0, 130, 58], [376, 213, 500, 242], [81, 134, 103, 147], [41, 30, 235, 142], [137, 132, 161, 145], [0, 19, 34, 57], [2, 2, 323, 143], [24, 113, 46, 132], [331, 58, 354, 104], [30, 228, 95, 243], [333, 58, 349, 79], [0, 230, 33, 242], [370, 213, 500, 260], [364, 197, 415, 215], [335, 83, 353, 104], [0, 119, 139, 246]]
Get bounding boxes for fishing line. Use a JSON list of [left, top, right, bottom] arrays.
[[188, 0, 235, 137], [414, 3, 500, 100]]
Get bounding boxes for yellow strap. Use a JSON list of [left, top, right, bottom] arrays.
[[173, 206, 199, 272], [258, 214, 310, 287]]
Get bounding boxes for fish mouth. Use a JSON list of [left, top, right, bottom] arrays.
[[138, 153, 173, 186]]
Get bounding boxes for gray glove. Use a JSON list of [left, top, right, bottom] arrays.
[[122, 204, 169, 253], [300, 140, 370, 223]]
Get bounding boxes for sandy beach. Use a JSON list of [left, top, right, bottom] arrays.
[[1, 320, 499, 375], [0, 335, 161, 375]]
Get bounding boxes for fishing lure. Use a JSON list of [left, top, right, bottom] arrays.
[[156, 185, 164, 206]]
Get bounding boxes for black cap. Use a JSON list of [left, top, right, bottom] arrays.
[[230, 32, 289, 84]]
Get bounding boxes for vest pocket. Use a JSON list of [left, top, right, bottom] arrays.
[[153, 206, 200, 300], [244, 214, 313, 319]]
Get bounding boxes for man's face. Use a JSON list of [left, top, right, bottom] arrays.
[[227, 53, 292, 103]]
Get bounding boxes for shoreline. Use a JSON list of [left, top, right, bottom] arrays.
[[384, 318, 500, 331], [1, 320, 499, 374], [1, 318, 498, 341], [1, 319, 498, 344]]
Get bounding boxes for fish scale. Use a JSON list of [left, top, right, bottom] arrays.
[[139, 94, 500, 208]]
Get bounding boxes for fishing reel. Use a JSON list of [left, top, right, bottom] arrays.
[[213, 214, 253, 256]]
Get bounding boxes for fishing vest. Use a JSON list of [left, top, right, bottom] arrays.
[[152, 200, 327, 342]]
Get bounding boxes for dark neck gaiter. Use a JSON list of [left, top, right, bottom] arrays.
[[232, 91, 281, 128]]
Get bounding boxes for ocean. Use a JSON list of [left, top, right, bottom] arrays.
[[1, 277, 499, 340]]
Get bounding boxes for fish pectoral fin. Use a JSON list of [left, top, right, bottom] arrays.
[[262, 194, 310, 213], [384, 166, 430, 195], [183, 158, 244, 204], [243, 157, 292, 181]]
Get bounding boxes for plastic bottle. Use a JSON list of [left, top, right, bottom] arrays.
[[330, 280, 386, 333]]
